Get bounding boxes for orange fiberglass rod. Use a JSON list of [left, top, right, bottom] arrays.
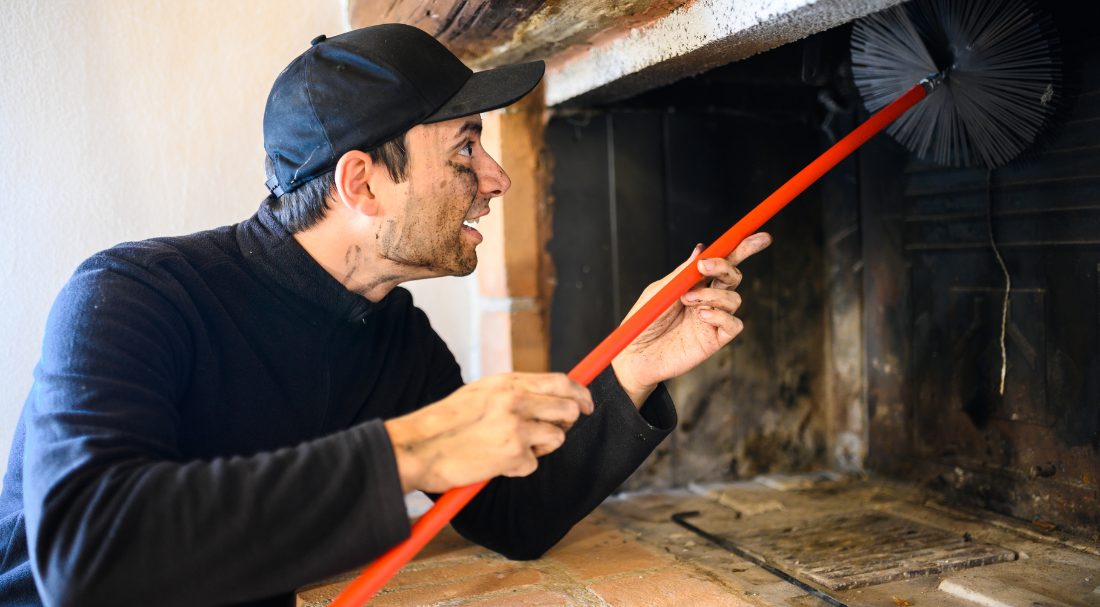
[[331, 78, 936, 607]]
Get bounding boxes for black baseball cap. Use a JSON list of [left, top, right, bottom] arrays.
[[263, 24, 545, 196]]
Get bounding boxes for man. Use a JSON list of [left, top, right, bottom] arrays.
[[0, 24, 770, 606]]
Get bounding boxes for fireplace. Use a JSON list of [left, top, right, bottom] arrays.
[[547, 1, 1099, 534], [538, 1, 1099, 603], [304, 1, 1100, 604]]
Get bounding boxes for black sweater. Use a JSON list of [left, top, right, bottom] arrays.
[[0, 204, 676, 606]]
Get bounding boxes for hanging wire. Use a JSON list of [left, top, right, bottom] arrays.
[[986, 169, 1010, 395]]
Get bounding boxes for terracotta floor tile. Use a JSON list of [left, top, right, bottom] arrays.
[[413, 525, 488, 563], [589, 567, 753, 607], [548, 528, 672, 581], [389, 558, 514, 590], [371, 567, 544, 606], [464, 589, 576, 606]]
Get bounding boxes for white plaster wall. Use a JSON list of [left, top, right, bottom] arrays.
[[403, 275, 481, 382], [0, 0, 480, 474]]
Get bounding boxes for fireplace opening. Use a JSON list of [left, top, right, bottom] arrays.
[[548, 0, 1098, 532], [540, 0, 1099, 602]]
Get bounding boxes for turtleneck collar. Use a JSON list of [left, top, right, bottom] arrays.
[[235, 203, 388, 325]]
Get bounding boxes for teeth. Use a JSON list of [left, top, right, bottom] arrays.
[[463, 218, 480, 228]]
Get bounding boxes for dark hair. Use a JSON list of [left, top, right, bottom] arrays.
[[264, 132, 409, 233]]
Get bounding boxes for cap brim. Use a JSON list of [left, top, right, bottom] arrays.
[[423, 60, 545, 123]]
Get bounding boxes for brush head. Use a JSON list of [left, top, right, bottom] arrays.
[[851, 0, 1061, 168]]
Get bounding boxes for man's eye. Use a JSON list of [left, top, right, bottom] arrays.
[[458, 141, 474, 157]]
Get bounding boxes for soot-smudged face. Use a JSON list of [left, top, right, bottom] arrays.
[[378, 116, 509, 277]]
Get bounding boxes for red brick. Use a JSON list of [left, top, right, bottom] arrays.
[[547, 526, 672, 581], [510, 309, 548, 372], [413, 525, 487, 563], [389, 558, 516, 589], [476, 93, 553, 376], [588, 567, 753, 606], [295, 560, 541, 606], [494, 83, 548, 301], [372, 566, 544, 606], [559, 517, 614, 542], [465, 589, 575, 606]]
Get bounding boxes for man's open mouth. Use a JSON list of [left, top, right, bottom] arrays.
[[461, 214, 485, 244]]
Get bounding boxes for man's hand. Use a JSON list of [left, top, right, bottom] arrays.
[[384, 373, 594, 494], [611, 233, 772, 406]]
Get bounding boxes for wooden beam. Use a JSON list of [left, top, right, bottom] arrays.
[[348, 0, 546, 63], [348, 0, 689, 67]]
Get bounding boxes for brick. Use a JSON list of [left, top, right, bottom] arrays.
[[465, 589, 575, 606], [493, 83, 549, 301], [476, 111, 509, 300], [588, 567, 754, 607], [296, 570, 364, 607], [480, 310, 513, 375], [510, 309, 548, 372], [547, 526, 672, 581], [476, 95, 553, 376], [295, 557, 531, 606], [557, 517, 614, 543], [372, 566, 544, 606], [413, 524, 488, 563], [389, 558, 516, 590], [479, 308, 549, 374]]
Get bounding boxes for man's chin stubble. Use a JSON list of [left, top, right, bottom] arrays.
[[378, 246, 476, 278]]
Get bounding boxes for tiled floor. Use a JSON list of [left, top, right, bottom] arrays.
[[297, 476, 1100, 606], [296, 514, 755, 607]]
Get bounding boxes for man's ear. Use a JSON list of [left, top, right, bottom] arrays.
[[334, 150, 382, 216]]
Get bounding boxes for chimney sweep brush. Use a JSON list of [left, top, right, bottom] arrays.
[[851, 0, 1060, 168], [332, 0, 1061, 603]]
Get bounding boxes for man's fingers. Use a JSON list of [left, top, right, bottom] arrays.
[[671, 236, 768, 289], [691, 234, 766, 288], [504, 372, 593, 414], [727, 232, 772, 266], [525, 420, 567, 457], [649, 243, 704, 293], [674, 243, 705, 272], [515, 393, 585, 430], [696, 259, 743, 290], [681, 288, 742, 315], [698, 309, 745, 343], [502, 451, 539, 477]]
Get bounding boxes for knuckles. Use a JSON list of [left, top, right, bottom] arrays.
[[507, 438, 528, 460], [492, 389, 522, 410], [564, 406, 580, 424], [551, 428, 567, 447], [553, 372, 578, 394]]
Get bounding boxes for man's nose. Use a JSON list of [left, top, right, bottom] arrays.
[[477, 154, 511, 199]]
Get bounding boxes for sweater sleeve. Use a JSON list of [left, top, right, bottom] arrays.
[[414, 322, 676, 559], [23, 257, 410, 607]]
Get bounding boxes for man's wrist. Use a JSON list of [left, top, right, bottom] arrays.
[[384, 417, 423, 494], [610, 359, 656, 409]]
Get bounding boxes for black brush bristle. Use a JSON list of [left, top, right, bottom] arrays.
[[851, 0, 1061, 168]]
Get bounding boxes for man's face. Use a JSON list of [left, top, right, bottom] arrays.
[[376, 115, 510, 277]]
